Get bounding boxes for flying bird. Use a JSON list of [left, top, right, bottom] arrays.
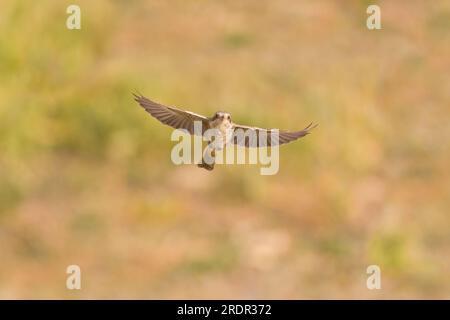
[[134, 94, 317, 171]]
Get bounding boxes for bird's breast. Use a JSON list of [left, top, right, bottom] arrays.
[[208, 124, 233, 149]]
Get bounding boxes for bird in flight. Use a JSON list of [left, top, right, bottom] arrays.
[[134, 94, 317, 171]]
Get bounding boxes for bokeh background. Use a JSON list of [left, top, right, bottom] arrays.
[[0, 0, 449, 299]]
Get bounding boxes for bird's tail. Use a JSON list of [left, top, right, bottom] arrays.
[[197, 147, 215, 171], [197, 161, 215, 171]]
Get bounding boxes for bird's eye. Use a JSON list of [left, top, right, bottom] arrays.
[[227, 115, 231, 120]]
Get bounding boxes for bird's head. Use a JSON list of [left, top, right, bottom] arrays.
[[212, 111, 232, 125]]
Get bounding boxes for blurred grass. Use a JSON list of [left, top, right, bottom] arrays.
[[0, 0, 449, 298]]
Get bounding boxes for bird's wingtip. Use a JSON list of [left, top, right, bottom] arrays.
[[303, 122, 318, 131], [132, 90, 144, 101], [300, 122, 318, 136]]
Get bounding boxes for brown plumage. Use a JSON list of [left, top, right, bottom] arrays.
[[134, 93, 317, 170], [133, 94, 210, 135], [232, 123, 317, 147]]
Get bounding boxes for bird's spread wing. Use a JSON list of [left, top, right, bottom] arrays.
[[134, 94, 210, 135], [232, 123, 317, 147]]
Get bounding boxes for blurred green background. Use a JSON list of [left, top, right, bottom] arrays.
[[0, 0, 449, 298]]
